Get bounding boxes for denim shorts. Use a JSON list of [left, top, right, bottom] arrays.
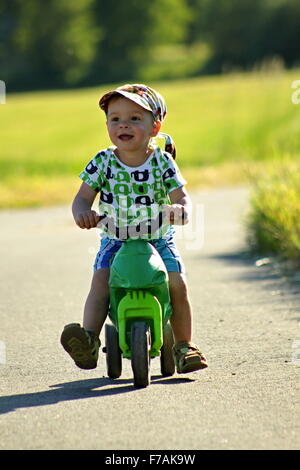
[[94, 237, 185, 273]]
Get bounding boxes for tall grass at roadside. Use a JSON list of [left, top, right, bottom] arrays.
[[246, 158, 300, 265]]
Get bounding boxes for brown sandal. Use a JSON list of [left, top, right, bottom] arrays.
[[60, 323, 100, 370], [173, 341, 208, 373]]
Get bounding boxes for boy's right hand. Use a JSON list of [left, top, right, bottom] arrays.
[[74, 210, 100, 229]]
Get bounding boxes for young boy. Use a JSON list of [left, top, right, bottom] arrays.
[[60, 84, 207, 374]]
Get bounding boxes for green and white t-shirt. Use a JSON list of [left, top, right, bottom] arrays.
[[80, 145, 186, 240]]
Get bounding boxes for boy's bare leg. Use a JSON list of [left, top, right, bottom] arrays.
[[168, 271, 207, 371], [60, 267, 109, 369], [168, 271, 192, 343], [83, 268, 110, 338]]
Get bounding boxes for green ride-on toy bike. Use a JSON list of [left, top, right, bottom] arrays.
[[103, 237, 176, 388]]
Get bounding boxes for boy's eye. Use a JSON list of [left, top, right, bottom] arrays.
[[108, 115, 141, 123]]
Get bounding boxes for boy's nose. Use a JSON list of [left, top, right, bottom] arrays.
[[119, 119, 129, 127]]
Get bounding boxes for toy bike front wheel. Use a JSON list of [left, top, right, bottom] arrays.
[[131, 321, 151, 388]]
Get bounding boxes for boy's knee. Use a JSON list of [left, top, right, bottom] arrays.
[[168, 272, 188, 296], [90, 269, 110, 296]]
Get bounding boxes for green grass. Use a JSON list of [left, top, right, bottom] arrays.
[[1, 69, 300, 208], [246, 159, 300, 266]]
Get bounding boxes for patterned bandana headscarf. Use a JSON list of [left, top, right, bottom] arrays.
[[99, 84, 176, 159], [99, 84, 167, 123]]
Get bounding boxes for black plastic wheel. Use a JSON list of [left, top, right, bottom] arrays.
[[160, 322, 175, 376], [105, 323, 122, 379], [131, 321, 151, 388]]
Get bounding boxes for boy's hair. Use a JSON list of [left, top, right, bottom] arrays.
[[99, 84, 176, 159]]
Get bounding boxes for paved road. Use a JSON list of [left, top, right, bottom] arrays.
[[0, 187, 299, 450]]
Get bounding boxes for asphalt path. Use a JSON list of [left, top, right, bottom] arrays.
[[0, 187, 299, 450]]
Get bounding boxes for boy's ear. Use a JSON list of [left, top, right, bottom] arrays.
[[151, 120, 161, 137]]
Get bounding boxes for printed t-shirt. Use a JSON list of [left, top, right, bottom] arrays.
[[79, 146, 186, 240]]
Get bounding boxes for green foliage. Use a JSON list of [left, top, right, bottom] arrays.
[[0, 0, 99, 89], [2, 0, 300, 90], [246, 160, 300, 264], [89, 0, 191, 83], [139, 43, 210, 82], [148, 0, 192, 45], [186, 0, 300, 73], [91, 0, 150, 82], [262, 0, 300, 67]]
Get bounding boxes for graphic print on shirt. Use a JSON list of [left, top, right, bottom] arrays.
[[80, 146, 186, 239]]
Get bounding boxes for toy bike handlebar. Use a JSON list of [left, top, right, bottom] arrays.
[[96, 207, 186, 239]]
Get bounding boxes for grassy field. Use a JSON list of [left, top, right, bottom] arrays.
[[246, 158, 300, 265], [1, 69, 300, 208]]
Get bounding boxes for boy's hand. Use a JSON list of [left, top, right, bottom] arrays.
[[74, 210, 100, 229], [162, 204, 189, 225]]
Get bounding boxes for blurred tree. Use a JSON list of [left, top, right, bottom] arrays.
[[90, 0, 191, 83], [0, 0, 24, 88], [261, 0, 300, 67], [186, 0, 300, 72], [2, 0, 300, 91], [186, 0, 268, 72], [0, 0, 99, 90]]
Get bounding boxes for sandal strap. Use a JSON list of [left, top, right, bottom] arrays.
[[173, 341, 201, 354]]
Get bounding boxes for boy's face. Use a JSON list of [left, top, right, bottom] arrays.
[[106, 96, 160, 155]]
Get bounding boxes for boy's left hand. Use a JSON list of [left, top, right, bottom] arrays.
[[162, 204, 189, 225]]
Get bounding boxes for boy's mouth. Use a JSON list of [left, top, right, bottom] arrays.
[[118, 134, 134, 141]]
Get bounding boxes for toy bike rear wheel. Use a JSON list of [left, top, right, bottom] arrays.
[[131, 321, 151, 388], [105, 324, 122, 379], [160, 322, 175, 376]]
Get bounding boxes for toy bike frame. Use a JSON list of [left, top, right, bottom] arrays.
[[104, 238, 175, 388]]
